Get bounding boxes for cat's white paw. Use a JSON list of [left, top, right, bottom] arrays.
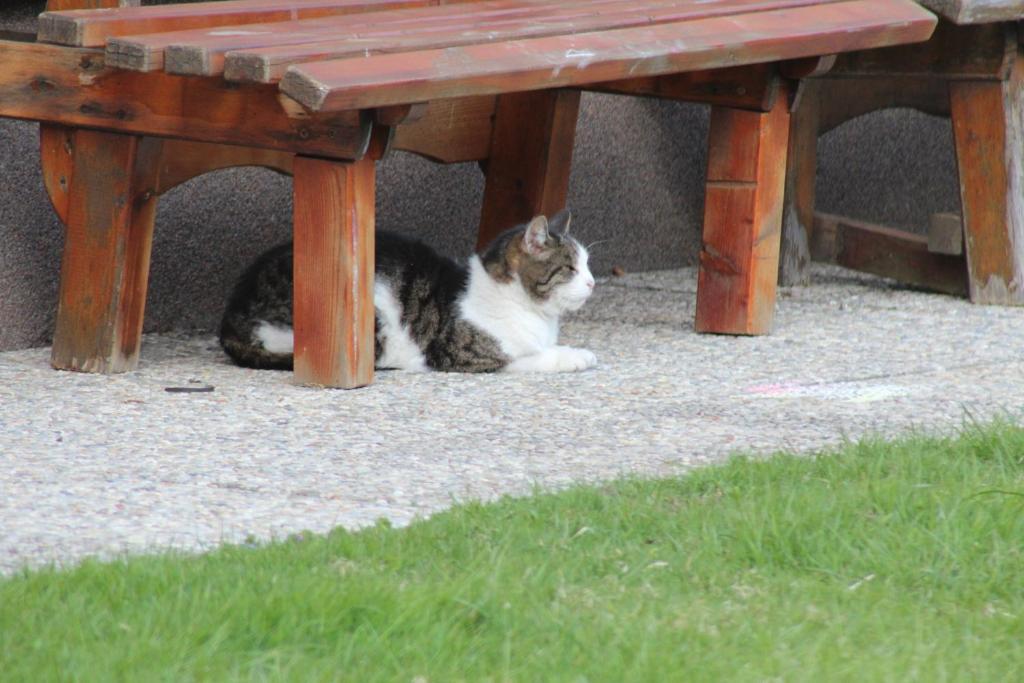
[[506, 346, 597, 373], [556, 346, 597, 372]]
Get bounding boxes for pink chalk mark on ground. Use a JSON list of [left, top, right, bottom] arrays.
[[745, 381, 908, 403], [746, 382, 803, 396]]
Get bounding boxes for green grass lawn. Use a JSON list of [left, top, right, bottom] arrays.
[[3, 422, 1024, 682]]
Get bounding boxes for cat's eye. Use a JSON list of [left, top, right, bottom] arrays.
[[565, 266, 577, 274]]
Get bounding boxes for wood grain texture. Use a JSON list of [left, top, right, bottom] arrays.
[[51, 129, 163, 373], [587, 63, 780, 112], [810, 213, 968, 296], [281, 0, 936, 112], [44, 130, 295, 220], [155, 140, 293, 194], [126, 0, 512, 73], [372, 103, 422, 126], [695, 86, 790, 335], [40, 0, 429, 48], [477, 89, 580, 250], [41, 0, 137, 229], [40, 124, 76, 225], [0, 39, 371, 159], [292, 155, 376, 388], [113, 0, 622, 74], [111, 0, 430, 72], [391, 96, 496, 163], [950, 55, 1024, 305], [218, 0, 830, 82], [778, 78, 819, 286], [187, 0, 703, 78]]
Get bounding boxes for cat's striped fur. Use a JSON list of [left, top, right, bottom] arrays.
[[219, 211, 596, 373]]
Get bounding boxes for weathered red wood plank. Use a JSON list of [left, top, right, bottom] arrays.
[[181, 0, 644, 77], [292, 155, 376, 388], [39, 0, 431, 48], [0, 40, 371, 159], [51, 130, 162, 373], [40, 0, 125, 222], [477, 90, 580, 250], [281, 0, 936, 112], [108, 0, 623, 72], [117, 0, 715, 76], [695, 85, 790, 335], [220, 0, 829, 83], [950, 56, 1024, 305]]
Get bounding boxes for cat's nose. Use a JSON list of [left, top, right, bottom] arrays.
[[585, 278, 595, 290]]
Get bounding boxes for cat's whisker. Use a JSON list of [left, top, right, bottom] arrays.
[[586, 239, 609, 252]]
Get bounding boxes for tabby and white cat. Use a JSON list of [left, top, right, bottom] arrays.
[[219, 211, 597, 373]]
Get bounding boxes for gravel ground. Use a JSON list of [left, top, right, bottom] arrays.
[[2, 265, 1023, 574]]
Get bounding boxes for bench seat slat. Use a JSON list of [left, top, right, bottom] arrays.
[[107, 0, 637, 73], [39, 0, 432, 48], [222, 0, 835, 83], [281, 0, 936, 112]]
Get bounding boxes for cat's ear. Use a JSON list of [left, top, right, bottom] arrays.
[[548, 209, 572, 236], [523, 215, 550, 256]]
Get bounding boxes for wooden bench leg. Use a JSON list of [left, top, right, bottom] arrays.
[[696, 92, 790, 335], [950, 56, 1024, 305], [292, 155, 375, 389], [51, 130, 161, 373], [476, 89, 580, 250], [778, 81, 821, 287]]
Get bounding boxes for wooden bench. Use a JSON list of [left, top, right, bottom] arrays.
[[0, 0, 935, 388], [779, 0, 1024, 305]]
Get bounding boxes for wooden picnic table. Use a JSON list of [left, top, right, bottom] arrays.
[[0, 0, 936, 388], [778, 0, 1024, 306]]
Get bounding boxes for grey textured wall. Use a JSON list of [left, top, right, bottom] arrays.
[[0, 2, 960, 351]]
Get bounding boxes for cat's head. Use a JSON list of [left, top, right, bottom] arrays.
[[480, 210, 595, 314]]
